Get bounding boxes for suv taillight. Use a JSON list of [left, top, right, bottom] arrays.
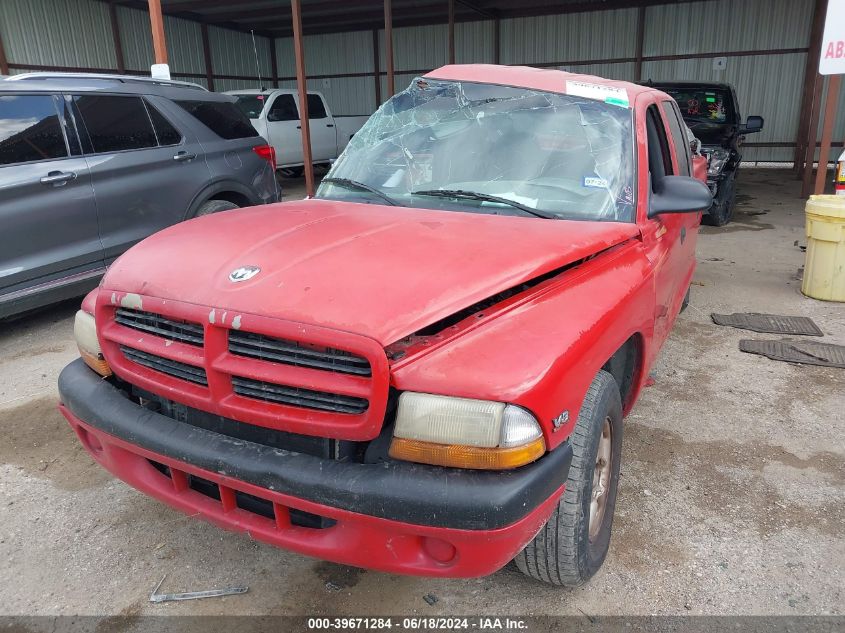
[[253, 144, 276, 169]]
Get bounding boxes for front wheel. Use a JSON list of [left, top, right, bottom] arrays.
[[194, 199, 239, 217], [514, 370, 623, 586]]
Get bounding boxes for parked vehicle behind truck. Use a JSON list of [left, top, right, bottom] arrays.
[[644, 81, 763, 226], [59, 66, 710, 586], [229, 89, 368, 178], [0, 73, 279, 319]]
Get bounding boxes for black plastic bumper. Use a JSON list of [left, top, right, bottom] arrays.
[[58, 359, 572, 530]]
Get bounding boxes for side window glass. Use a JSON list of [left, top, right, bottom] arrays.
[[268, 95, 298, 122], [661, 101, 691, 176], [0, 94, 68, 165], [646, 104, 673, 191], [307, 94, 327, 119], [145, 101, 182, 146], [73, 95, 157, 153]]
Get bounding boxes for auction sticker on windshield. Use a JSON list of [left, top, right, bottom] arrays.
[[565, 80, 629, 107]]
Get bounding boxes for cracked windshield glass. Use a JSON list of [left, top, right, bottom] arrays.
[[317, 78, 635, 222]]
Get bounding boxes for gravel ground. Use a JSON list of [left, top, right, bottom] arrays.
[[0, 169, 842, 619]]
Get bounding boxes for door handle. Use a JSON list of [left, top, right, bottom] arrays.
[[40, 171, 76, 186], [173, 151, 197, 162], [326, 124, 334, 128]]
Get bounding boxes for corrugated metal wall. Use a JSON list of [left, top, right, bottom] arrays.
[[0, 0, 839, 160]]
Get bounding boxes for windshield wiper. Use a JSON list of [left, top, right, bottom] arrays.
[[320, 177, 400, 207], [411, 189, 555, 219]]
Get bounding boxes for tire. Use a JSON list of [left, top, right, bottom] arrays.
[[514, 370, 623, 586], [279, 167, 304, 178], [680, 286, 691, 313], [194, 199, 239, 217], [702, 184, 735, 227]]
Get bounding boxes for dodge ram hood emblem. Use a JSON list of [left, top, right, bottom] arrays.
[[229, 266, 261, 282]]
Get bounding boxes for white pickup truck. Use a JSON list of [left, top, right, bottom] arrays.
[[228, 89, 369, 177]]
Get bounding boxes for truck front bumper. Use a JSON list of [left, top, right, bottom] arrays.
[[58, 359, 572, 577]]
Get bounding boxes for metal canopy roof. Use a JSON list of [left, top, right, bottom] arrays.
[[104, 0, 693, 37]]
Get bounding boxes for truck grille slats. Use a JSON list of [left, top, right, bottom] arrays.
[[104, 298, 388, 435], [115, 308, 204, 346], [229, 331, 371, 376], [231, 376, 368, 414], [120, 346, 208, 386]]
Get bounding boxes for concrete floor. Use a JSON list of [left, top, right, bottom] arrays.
[[0, 169, 842, 617]]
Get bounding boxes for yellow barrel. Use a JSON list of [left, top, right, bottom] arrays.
[[803, 195, 845, 302]]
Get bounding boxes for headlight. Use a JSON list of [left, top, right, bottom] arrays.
[[388, 392, 545, 470], [707, 148, 731, 176], [74, 310, 112, 377]]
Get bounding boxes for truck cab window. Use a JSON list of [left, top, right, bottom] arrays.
[[268, 94, 298, 122], [307, 94, 327, 119], [646, 105, 673, 191], [661, 101, 691, 176]]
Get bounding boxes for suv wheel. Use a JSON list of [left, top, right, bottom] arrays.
[[195, 199, 239, 217], [514, 370, 623, 586]]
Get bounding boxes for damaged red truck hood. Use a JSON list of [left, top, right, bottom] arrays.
[[103, 199, 639, 345]]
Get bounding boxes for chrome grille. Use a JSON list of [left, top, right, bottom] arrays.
[[229, 331, 371, 376], [231, 376, 368, 414], [120, 346, 208, 386], [115, 308, 204, 346]]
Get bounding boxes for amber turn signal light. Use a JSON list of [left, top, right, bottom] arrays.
[[74, 310, 112, 377], [388, 436, 545, 470]]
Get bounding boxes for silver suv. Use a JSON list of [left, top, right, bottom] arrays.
[[0, 73, 280, 318]]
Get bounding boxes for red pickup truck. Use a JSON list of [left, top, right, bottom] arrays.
[[58, 65, 710, 586]]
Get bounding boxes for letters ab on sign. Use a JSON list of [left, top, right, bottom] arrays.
[[820, 0, 845, 75]]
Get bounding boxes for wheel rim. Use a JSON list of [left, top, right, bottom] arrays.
[[589, 417, 613, 541]]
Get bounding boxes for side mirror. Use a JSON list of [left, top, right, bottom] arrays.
[[648, 175, 713, 218], [740, 115, 764, 134]]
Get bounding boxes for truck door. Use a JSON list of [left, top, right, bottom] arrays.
[[660, 99, 701, 294], [642, 104, 688, 347], [265, 93, 302, 167], [299, 93, 336, 162]]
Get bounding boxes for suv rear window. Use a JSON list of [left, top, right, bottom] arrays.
[[0, 95, 68, 165], [176, 100, 259, 139]]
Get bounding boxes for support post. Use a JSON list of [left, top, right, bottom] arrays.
[[493, 17, 500, 65], [372, 29, 382, 106], [108, 3, 126, 74], [291, 0, 314, 197], [147, 0, 168, 65], [384, 0, 394, 97], [802, 74, 825, 198], [794, 0, 828, 173], [200, 24, 214, 91], [814, 74, 842, 195], [634, 6, 645, 81], [0, 25, 9, 75], [448, 0, 455, 64], [270, 37, 279, 88]]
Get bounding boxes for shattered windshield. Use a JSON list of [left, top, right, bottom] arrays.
[[317, 78, 635, 222]]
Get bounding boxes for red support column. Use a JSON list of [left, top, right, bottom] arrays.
[[372, 29, 382, 106], [291, 0, 315, 197], [802, 75, 825, 198], [814, 74, 842, 195], [147, 0, 168, 65], [384, 0, 394, 97], [108, 3, 126, 74], [448, 0, 455, 64], [200, 24, 215, 91], [794, 0, 827, 173]]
